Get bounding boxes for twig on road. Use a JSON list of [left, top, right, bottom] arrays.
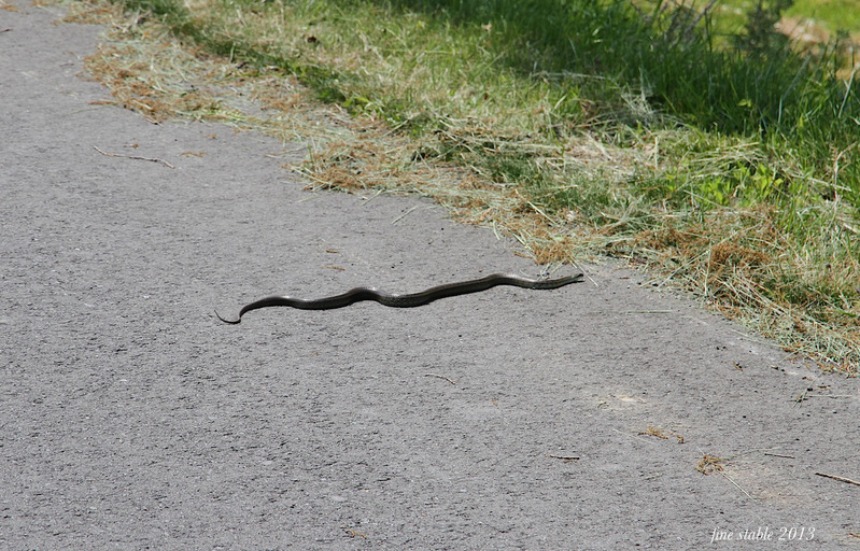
[[425, 374, 456, 385], [93, 145, 175, 168], [547, 453, 580, 462], [815, 472, 860, 487]]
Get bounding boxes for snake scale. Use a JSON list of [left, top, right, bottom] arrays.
[[216, 272, 584, 324]]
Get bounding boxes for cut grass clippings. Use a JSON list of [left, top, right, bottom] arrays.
[[59, 0, 859, 371]]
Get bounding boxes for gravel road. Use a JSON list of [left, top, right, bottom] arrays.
[[1, 2, 858, 549]]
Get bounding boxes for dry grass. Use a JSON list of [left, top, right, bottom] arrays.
[[639, 424, 685, 443], [696, 454, 726, 475]]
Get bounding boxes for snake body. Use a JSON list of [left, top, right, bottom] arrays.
[[216, 272, 584, 324]]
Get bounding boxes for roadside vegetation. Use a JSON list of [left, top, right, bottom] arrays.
[[61, 0, 859, 370]]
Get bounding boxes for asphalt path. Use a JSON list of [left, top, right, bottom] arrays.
[[1, 2, 858, 549]]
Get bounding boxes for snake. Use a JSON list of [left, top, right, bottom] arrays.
[[215, 272, 584, 324]]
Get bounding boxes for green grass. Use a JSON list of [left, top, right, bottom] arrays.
[[79, 0, 859, 368], [116, 0, 860, 199], [789, 0, 860, 32]]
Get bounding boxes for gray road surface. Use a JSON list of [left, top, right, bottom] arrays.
[[1, 2, 858, 549]]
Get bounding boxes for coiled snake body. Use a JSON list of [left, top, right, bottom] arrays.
[[216, 272, 584, 324]]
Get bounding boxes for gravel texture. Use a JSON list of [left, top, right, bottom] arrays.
[[1, 3, 858, 549]]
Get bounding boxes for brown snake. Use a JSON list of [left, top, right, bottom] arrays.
[[215, 272, 584, 324]]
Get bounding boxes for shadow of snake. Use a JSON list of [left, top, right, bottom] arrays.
[[215, 272, 585, 324]]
